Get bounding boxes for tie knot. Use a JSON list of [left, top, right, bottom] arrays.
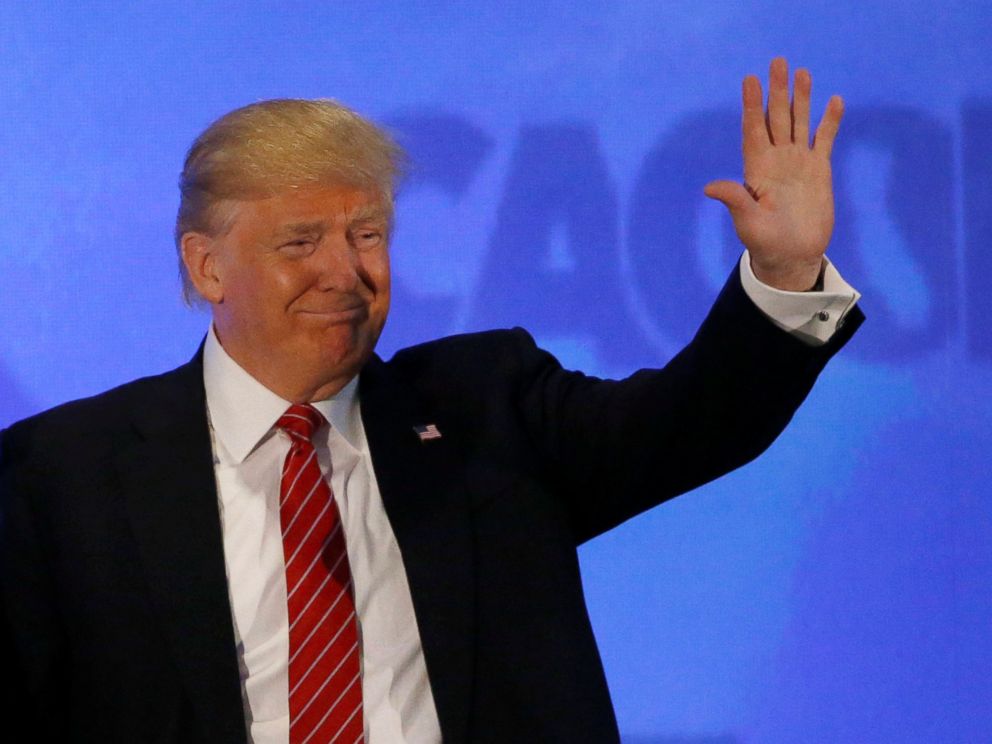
[[277, 403, 325, 442]]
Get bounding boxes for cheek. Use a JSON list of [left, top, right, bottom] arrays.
[[239, 264, 313, 313], [273, 270, 313, 306]]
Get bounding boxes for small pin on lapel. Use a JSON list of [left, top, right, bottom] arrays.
[[413, 423, 442, 442]]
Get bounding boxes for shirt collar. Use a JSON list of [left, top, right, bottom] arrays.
[[202, 325, 363, 464]]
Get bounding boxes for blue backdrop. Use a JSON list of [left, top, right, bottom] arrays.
[[2, 3, 990, 741]]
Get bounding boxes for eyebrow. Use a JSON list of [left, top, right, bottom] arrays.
[[347, 205, 389, 225], [277, 220, 327, 238], [275, 206, 388, 237]]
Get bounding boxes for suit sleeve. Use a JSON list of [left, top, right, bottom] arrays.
[[513, 267, 865, 544], [0, 427, 69, 739]]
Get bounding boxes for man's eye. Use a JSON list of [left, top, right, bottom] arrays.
[[281, 239, 316, 255], [353, 231, 383, 249]]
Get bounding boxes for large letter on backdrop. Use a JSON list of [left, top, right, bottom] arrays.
[[627, 110, 740, 350], [470, 124, 648, 366], [963, 101, 992, 362], [829, 107, 956, 361]]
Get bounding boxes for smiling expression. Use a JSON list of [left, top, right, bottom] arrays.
[[196, 184, 391, 401]]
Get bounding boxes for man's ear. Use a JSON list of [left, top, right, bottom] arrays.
[[181, 232, 225, 304]]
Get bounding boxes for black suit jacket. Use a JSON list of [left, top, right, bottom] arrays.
[[1, 271, 863, 743]]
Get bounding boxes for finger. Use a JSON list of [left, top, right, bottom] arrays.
[[704, 180, 757, 216], [742, 75, 768, 160], [792, 67, 811, 147], [767, 57, 791, 145], [813, 94, 845, 158]]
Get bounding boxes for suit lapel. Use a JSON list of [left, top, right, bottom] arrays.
[[360, 356, 476, 743], [114, 355, 246, 744]]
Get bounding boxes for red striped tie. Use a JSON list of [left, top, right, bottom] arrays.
[[277, 404, 364, 744]]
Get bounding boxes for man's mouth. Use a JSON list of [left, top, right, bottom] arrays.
[[297, 305, 369, 323]]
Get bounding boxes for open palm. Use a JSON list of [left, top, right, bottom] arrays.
[[705, 57, 844, 291]]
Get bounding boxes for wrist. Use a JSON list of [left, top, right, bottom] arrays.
[[751, 257, 825, 292]]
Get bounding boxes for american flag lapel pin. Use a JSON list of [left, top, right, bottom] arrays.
[[413, 423, 442, 442]]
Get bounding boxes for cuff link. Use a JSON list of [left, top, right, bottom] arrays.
[[816, 310, 831, 322]]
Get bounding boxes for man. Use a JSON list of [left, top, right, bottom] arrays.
[[1, 58, 862, 742]]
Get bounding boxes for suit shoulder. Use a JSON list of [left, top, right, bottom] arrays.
[[387, 327, 543, 369], [1, 360, 200, 468], [383, 328, 554, 384]]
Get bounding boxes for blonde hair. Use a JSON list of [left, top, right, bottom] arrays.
[[174, 98, 404, 303]]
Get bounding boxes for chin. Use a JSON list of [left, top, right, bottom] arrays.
[[310, 335, 375, 376]]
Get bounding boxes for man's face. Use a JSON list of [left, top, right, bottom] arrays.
[[200, 184, 391, 399]]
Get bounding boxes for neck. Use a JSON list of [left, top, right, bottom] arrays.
[[212, 327, 359, 403], [269, 374, 354, 404]]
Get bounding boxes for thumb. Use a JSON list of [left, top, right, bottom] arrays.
[[703, 180, 755, 216]]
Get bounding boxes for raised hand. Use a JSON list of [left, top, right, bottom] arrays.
[[704, 57, 844, 291]]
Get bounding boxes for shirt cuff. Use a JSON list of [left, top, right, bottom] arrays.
[[739, 251, 862, 346]]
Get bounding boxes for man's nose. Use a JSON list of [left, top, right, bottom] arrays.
[[313, 238, 361, 291]]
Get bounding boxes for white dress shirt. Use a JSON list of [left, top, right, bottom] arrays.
[[202, 253, 858, 743], [204, 329, 442, 744]]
